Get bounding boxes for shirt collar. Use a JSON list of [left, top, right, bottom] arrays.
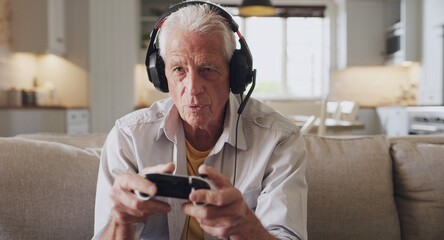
[[156, 99, 178, 143], [157, 93, 247, 151], [215, 93, 247, 152]]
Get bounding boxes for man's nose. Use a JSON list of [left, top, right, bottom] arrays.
[[185, 69, 204, 95]]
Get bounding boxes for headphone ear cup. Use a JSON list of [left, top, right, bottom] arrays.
[[147, 51, 169, 93], [156, 55, 169, 92], [229, 50, 252, 94]]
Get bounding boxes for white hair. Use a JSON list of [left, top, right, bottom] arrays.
[[158, 2, 236, 62]]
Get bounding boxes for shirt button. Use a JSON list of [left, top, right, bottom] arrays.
[[156, 112, 164, 118], [256, 117, 264, 124]]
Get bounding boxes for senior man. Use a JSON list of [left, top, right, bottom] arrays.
[[93, 1, 307, 240]]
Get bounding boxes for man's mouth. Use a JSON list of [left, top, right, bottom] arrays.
[[187, 104, 207, 111], [189, 104, 203, 108]]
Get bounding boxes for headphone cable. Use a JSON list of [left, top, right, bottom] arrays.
[[233, 96, 242, 187], [229, 72, 256, 239]]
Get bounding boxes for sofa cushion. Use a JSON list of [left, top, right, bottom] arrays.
[[0, 138, 100, 240], [304, 135, 401, 240], [391, 141, 444, 240]]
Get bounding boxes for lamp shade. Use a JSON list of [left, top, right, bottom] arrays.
[[239, 0, 275, 17]]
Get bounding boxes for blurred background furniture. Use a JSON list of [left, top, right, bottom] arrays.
[[326, 100, 360, 121], [264, 99, 364, 135], [262, 99, 322, 117]]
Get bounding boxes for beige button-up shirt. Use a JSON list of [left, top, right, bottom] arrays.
[[93, 93, 307, 240]]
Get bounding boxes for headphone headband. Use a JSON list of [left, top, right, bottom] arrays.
[[153, 1, 239, 32], [146, 1, 254, 95], [147, 1, 240, 59]]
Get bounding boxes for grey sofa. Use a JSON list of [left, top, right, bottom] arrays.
[[0, 133, 443, 239]]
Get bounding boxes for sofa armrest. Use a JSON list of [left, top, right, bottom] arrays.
[[0, 137, 100, 239]]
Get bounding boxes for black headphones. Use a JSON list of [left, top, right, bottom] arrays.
[[145, 1, 255, 95]]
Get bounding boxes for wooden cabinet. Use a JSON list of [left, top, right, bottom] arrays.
[[336, 0, 386, 69], [0, 108, 89, 137], [11, 0, 66, 55]]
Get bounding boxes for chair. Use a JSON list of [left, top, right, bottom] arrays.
[[337, 101, 359, 122], [326, 101, 341, 120], [325, 101, 359, 121], [263, 99, 359, 136], [318, 100, 359, 136], [300, 115, 317, 134]]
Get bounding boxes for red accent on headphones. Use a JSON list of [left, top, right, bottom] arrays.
[[156, 19, 167, 30]]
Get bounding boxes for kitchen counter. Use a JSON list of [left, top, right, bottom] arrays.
[[0, 108, 90, 137]]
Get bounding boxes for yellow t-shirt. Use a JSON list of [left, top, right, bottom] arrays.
[[180, 139, 213, 240]]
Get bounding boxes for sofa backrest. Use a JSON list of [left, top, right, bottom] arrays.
[[15, 133, 107, 149], [0, 138, 100, 240], [303, 135, 401, 240], [303, 134, 444, 240], [389, 135, 444, 240]]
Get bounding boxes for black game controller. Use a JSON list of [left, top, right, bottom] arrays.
[[135, 173, 215, 205]]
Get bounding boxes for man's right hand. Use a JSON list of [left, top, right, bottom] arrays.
[[100, 163, 175, 239]]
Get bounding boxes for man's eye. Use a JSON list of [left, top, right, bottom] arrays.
[[174, 67, 183, 72], [204, 67, 216, 73]]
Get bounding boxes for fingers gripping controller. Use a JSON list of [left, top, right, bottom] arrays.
[[134, 173, 215, 206]]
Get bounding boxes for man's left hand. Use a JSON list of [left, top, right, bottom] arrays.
[[182, 165, 278, 240]]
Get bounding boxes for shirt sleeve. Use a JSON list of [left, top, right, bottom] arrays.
[[92, 124, 144, 239], [255, 130, 308, 240]]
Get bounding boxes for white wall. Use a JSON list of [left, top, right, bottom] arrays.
[[419, 0, 444, 105], [89, 0, 138, 133]]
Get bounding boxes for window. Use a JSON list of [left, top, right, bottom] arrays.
[[229, 6, 330, 99]]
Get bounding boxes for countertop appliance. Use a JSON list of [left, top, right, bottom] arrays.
[[407, 106, 444, 135]]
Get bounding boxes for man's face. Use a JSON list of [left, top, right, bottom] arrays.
[[164, 30, 230, 131]]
